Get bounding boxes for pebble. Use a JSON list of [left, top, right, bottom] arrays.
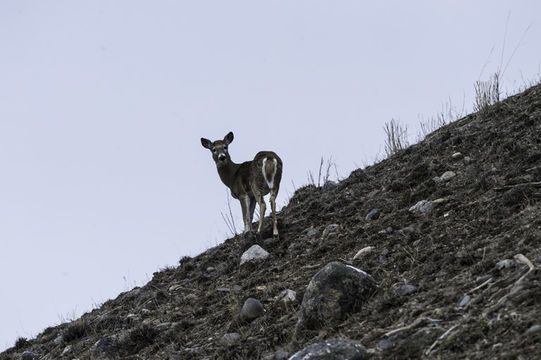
[[377, 339, 393, 350], [240, 245, 269, 265], [272, 349, 289, 360], [217, 287, 231, 293], [220, 333, 241, 347], [459, 295, 471, 307], [365, 208, 380, 221], [367, 189, 381, 199], [276, 289, 297, 306], [452, 152, 463, 159], [353, 246, 375, 260], [536, 255, 541, 264], [409, 200, 433, 213], [440, 171, 456, 181], [526, 324, 541, 335], [53, 335, 63, 345], [463, 156, 472, 164], [156, 322, 171, 330], [61, 345, 72, 356], [206, 267, 216, 272], [168, 284, 183, 292], [322, 224, 340, 237], [394, 284, 418, 297], [496, 259, 516, 270], [240, 298, 265, 321], [476, 274, 492, 283], [21, 351, 39, 360]]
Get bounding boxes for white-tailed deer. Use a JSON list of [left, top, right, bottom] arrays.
[[201, 132, 283, 236]]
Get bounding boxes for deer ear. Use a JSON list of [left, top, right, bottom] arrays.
[[224, 132, 234, 144], [201, 138, 212, 149]]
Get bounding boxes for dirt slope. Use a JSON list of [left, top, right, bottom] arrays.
[[2, 84, 541, 360]]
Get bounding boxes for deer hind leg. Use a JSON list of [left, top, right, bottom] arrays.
[[256, 194, 266, 233], [240, 195, 252, 233], [270, 190, 278, 236]]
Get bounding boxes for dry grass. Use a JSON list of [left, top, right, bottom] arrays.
[[384, 119, 409, 157]]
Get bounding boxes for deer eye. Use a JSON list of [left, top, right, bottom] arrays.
[[212, 149, 217, 153]]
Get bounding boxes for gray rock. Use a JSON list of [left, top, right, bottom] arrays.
[[476, 274, 492, 283], [272, 349, 289, 359], [526, 324, 541, 335], [433, 176, 443, 183], [289, 339, 367, 360], [232, 285, 242, 292], [240, 245, 269, 266], [91, 336, 119, 360], [394, 284, 418, 297], [452, 152, 463, 159], [440, 171, 456, 181], [61, 345, 72, 356], [53, 335, 63, 345], [459, 295, 471, 307], [367, 189, 381, 199], [221, 333, 241, 347], [365, 208, 380, 221], [156, 322, 171, 330], [240, 298, 265, 321], [377, 339, 393, 350], [496, 259, 516, 270], [297, 262, 377, 331], [322, 180, 337, 191], [21, 352, 39, 360], [276, 289, 297, 307], [409, 200, 433, 213], [322, 224, 340, 237], [463, 156, 472, 164], [353, 246, 375, 260], [217, 287, 231, 293], [206, 266, 216, 272], [304, 227, 318, 239], [536, 255, 541, 264]]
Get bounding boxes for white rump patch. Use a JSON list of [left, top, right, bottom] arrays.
[[262, 157, 278, 190]]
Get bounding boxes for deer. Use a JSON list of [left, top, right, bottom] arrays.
[[201, 131, 283, 237]]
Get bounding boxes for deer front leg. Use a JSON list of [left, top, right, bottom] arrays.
[[240, 195, 252, 233]]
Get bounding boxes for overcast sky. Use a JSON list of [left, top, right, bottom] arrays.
[[1, 0, 540, 351]]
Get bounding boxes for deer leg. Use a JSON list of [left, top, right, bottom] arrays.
[[240, 195, 252, 233], [270, 192, 278, 236], [256, 195, 266, 233], [248, 195, 256, 224]]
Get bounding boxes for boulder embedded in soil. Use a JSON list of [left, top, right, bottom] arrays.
[[240, 245, 269, 265]]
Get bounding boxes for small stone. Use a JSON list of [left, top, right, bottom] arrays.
[[377, 339, 393, 350], [353, 246, 375, 260], [367, 189, 381, 199], [276, 289, 297, 306], [463, 156, 472, 164], [289, 339, 367, 360], [21, 351, 39, 360], [232, 285, 242, 292], [53, 335, 63, 345], [365, 208, 380, 221], [91, 337, 119, 360], [156, 322, 171, 330], [409, 200, 433, 213], [476, 274, 492, 283], [440, 171, 456, 181], [496, 259, 516, 270], [220, 333, 241, 347], [61, 345, 72, 356], [141, 308, 151, 314], [240, 245, 269, 265], [526, 324, 541, 335], [394, 284, 418, 297], [322, 224, 340, 237], [168, 284, 183, 292], [217, 287, 231, 293], [452, 152, 463, 159], [304, 227, 318, 238], [459, 295, 471, 307], [432, 198, 446, 205], [535, 255, 541, 264], [433, 176, 442, 183], [206, 267, 216, 272], [322, 180, 337, 191], [240, 298, 265, 321], [272, 349, 289, 360]]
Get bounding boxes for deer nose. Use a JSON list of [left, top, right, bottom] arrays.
[[218, 154, 226, 161]]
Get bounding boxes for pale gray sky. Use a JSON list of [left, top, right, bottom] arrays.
[[1, 0, 540, 351]]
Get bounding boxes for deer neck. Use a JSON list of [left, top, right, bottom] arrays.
[[216, 160, 240, 189]]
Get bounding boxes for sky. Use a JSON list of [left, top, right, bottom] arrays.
[[1, 0, 540, 351]]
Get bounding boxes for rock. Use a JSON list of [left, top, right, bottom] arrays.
[[240, 298, 265, 321], [217, 287, 231, 293], [463, 156, 472, 164], [526, 324, 541, 335], [232, 285, 242, 292], [220, 333, 241, 347], [459, 295, 471, 307], [156, 322, 171, 330], [367, 189, 381, 199], [240, 245, 269, 266], [365, 208, 380, 221], [452, 152, 463, 159], [206, 266, 216, 272], [496, 259, 516, 270], [297, 262, 377, 331], [353, 246, 375, 260], [322, 180, 337, 191], [433, 176, 443, 183], [61, 345, 72, 356], [393, 284, 418, 297], [377, 339, 393, 350], [409, 200, 433, 213], [53, 335, 63, 345], [168, 284, 183, 292], [536, 255, 541, 264], [289, 339, 367, 360], [91, 336, 119, 360], [21, 352, 39, 360], [476, 274, 492, 283], [322, 224, 340, 237], [440, 171, 456, 181], [276, 289, 296, 307], [272, 349, 289, 359], [304, 227, 318, 238]]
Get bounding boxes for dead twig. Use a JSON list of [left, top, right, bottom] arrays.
[[468, 277, 493, 293], [493, 181, 541, 191], [384, 317, 441, 337], [425, 324, 460, 355]]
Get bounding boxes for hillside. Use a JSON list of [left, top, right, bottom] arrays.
[[2, 84, 541, 360]]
